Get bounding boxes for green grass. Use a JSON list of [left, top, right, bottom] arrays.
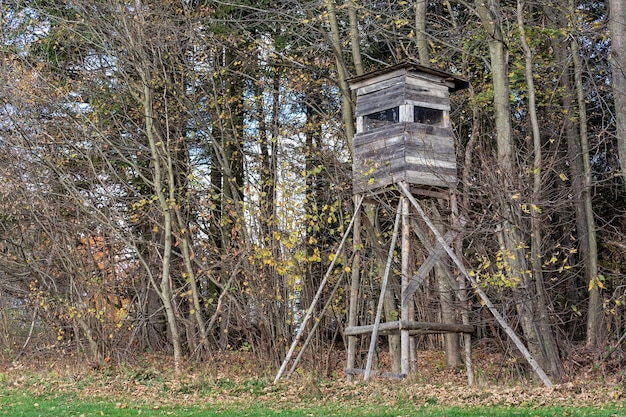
[[0, 392, 622, 417]]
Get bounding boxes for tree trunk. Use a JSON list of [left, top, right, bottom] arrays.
[[569, 12, 604, 349], [415, 1, 460, 367], [476, 0, 552, 377], [429, 203, 461, 368], [347, 0, 364, 76], [609, 0, 626, 185], [517, 0, 560, 379], [142, 72, 183, 374], [324, 0, 356, 153], [415, 0, 429, 67]]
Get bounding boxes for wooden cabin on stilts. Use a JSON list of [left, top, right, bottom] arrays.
[[344, 62, 473, 383], [274, 62, 554, 388]]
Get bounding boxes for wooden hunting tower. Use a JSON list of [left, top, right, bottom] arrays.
[[276, 63, 553, 387], [344, 62, 471, 382], [350, 62, 469, 193]]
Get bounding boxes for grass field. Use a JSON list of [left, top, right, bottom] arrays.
[[0, 392, 623, 417]]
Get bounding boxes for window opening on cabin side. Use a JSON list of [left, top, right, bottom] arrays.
[[364, 107, 399, 131], [414, 106, 444, 126]]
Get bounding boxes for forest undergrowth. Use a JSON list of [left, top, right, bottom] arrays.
[[1, 347, 624, 411]]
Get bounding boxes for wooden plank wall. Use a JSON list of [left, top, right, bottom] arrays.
[[355, 78, 451, 117], [352, 122, 457, 193], [351, 69, 458, 194]]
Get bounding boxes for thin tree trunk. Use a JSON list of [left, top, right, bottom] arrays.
[[415, 0, 429, 66], [347, 196, 362, 381], [476, 0, 547, 375], [325, 0, 356, 152], [430, 203, 461, 368], [415, 1, 460, 366], [142, 75, 182, 374], [517, 0, 560, 379], [570, 19, 603, 349], [549, 6, 591, 316], [378, 212, 401, 374], [347, 0, 364, 76], [609, 0, 626, 185]]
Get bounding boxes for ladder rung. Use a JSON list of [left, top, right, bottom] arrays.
[[345, 321, 474, 336], [344, 368, 406, 379]]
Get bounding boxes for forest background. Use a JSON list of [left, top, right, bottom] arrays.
[[0, 0, 625, 386]]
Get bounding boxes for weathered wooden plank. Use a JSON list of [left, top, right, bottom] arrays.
[[354, 173, 454, 192], [353, 172, 454, 193], [404, 136, 455, 151], [405, 99, 450, 112], [355, 140, 406, 161], [354, 157, 457, 184], [355, 137, 455, 159], [350, 69, 408, 93], [344, 368, 406, 379], [404, 92, 450, 108], [356, 91, 406, 117], [354, 152, 457, 172], [353, 122, 452, 147], [353, 123, 408, 146], [404, 72, 453, 88], [356, 82, 405, 103], [404, 171, 456, 187], [354, 73, 406, 95], [404, 156, 456, 170], [354, 141, 453, 165], [406, 123, 453, 138], [405, 148, 456, 164], [356, 88, 403, 108], [345, 321, 474, 336], [355, 148, 456, 172], [405, 78, 450, 95]]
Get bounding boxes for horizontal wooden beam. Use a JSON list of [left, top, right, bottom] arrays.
[[345, 320, 473, 336], [344, 368, 406, 379]]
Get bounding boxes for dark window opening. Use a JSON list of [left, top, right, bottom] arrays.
[[414, 106, 443, 126], [364, 107, 399, 131]]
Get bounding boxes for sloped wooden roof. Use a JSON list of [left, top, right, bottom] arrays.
[[348, 61, 469, 92]]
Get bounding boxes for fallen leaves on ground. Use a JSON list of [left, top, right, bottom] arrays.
[[0, 351, 623, 412]]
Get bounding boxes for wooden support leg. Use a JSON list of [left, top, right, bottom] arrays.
[[347, 195, 362, 382], [401, 197, 410, 377], [397, 181, 553, 388], [274, 196, 364, 384], [364, 199, 403, 382]]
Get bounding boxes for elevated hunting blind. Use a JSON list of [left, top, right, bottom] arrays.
[[349, 62, 469, 193], [276, 62, 554, 387]]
